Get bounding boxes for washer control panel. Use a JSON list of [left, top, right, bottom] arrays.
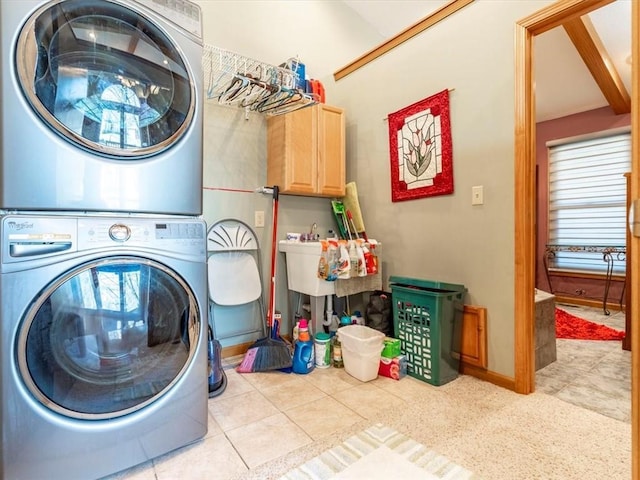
[[1, 215, 206, 266], [108, 224, 131, 242], [78, 218, 205, 253]]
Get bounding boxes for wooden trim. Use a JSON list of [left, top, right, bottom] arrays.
[[563, 16, 631, 114], [517, 1, 638, 477], [459, 364, 516, 392], [518, 0, 615, 35], [221, 341, 254, 359], [631, 1, 639, 476], [515, 0, 618, 395], [547, 269, 625, 282], [333, 0, 474, 81], [514, 18, 536, 395], [554, 295, 624, 312]]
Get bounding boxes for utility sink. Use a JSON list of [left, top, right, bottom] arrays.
[[278, 240, 335, 296]]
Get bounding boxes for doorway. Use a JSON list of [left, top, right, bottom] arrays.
[[514, 0, 638, 477]]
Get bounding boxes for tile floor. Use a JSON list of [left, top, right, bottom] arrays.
[[535, 304, 631, 422], [105, 304, 632, 479], [107, 356, 417, 480]]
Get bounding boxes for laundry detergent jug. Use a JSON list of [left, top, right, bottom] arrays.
[[292, 339, 315, 374]]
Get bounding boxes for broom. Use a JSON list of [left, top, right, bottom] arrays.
[[237, 185, 292, 372]]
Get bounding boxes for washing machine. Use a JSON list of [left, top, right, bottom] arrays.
[[0, 213, 209, 480], [0, 0, 204, 215]]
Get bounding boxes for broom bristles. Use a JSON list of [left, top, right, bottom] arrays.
[[236, 347, 259, 373], [251, 339, 292, 372], [237, 337, 292, 373]]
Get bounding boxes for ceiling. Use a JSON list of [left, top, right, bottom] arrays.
[[342, 0, 632, 122]]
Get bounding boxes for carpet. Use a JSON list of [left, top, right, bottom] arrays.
[[555, 307, 625, 340], [279, 424, 480, 480]]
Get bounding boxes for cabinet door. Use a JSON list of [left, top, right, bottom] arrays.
[[318, 105, 345, 197], [267, 104, 345, 197], [267, 106, 317, 195]]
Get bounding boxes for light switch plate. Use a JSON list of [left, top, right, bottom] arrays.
[[472, 186, 484, 205], [254, 211, 265, 228]]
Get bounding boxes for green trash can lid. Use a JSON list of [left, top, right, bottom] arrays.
[[389, 276, 465, 293]]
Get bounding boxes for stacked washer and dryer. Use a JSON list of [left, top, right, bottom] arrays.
[[0, 1, 209, 478]]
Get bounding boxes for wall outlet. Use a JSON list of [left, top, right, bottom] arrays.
[[254, 210, 265, 227]]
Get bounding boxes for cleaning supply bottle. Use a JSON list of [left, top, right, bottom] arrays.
[[327, 239, 339, 281], [314, 332, 332, 368], [356, 239, 367, 277], [348, 240, 358, 278], [332, 316, 351, 368], [292, 319, 314, 374], [292, 314, 302, 343], [317, 240, 329, 280], [298, 319, 310, 342], [365, 242, 379, 275], [337, 240, 351, 279], [363, 242, 377, 275]]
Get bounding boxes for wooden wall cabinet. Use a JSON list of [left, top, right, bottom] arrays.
[[460, 305, 487, 369], [267, 104, 345, 197]]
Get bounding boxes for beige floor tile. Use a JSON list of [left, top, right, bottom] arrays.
[[205, 410, 224, 438], [301, 366, 363, 394], [240, 369, 299, 390], [222, 354, 245, 367], [153, 434, 248, 480], [208, 390, 279, 431], [285, 395, 365, 440], [209, 367, 257, 401], [260, 374, 327, 410], [225, 412, 312, 469], [332, 382, 406, 419]]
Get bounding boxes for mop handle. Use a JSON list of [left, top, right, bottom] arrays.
[[267, 186, 279, 330]]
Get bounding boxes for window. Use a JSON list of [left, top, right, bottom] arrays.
[[547, 130, 630, 274]]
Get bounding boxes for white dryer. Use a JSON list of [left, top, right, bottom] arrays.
[[0, 213, 208, 479], [0, 0, 204, 215]]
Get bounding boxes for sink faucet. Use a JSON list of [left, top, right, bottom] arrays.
[[301, 223, 319, 242]]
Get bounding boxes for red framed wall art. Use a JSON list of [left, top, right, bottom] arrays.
[[387, 89, 453, 202]]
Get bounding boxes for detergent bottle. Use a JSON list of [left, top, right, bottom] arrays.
[[292, 319, 314, 374]]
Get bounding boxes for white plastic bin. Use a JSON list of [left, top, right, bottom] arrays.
[[337, 325, 385, 382]]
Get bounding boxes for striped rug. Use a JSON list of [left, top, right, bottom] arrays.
[[279, 424, 480, 480]]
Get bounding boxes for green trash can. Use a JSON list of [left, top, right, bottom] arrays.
[[389, 276, 466, 386]]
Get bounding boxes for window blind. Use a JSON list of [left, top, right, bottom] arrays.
[[548, 132, 630, 273]]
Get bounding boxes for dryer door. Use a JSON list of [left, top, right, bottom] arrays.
[[15, 0, 195, 158], [17, 256, 201, 420]]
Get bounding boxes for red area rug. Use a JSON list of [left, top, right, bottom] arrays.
[[555, 307, 625, 340]]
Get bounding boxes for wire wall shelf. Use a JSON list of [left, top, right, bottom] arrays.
[[202, 44, 317, 116]]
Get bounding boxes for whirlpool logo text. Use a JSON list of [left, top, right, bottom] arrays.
[[7, 221, 34, 230]]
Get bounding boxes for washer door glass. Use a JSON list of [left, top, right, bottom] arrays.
[[18, 257, 200, 420], [16, 0, 194, 158]]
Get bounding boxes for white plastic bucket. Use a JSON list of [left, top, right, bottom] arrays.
[[337, 325, 384, 382]]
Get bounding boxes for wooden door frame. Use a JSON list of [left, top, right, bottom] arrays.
[[514, 0, 638, 477]]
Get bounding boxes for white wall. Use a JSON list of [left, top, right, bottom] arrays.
[[329, 0, 559, 377], [194, 0, 554, 377]]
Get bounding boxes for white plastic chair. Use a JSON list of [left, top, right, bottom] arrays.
[[207, 219, 266, 341]]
